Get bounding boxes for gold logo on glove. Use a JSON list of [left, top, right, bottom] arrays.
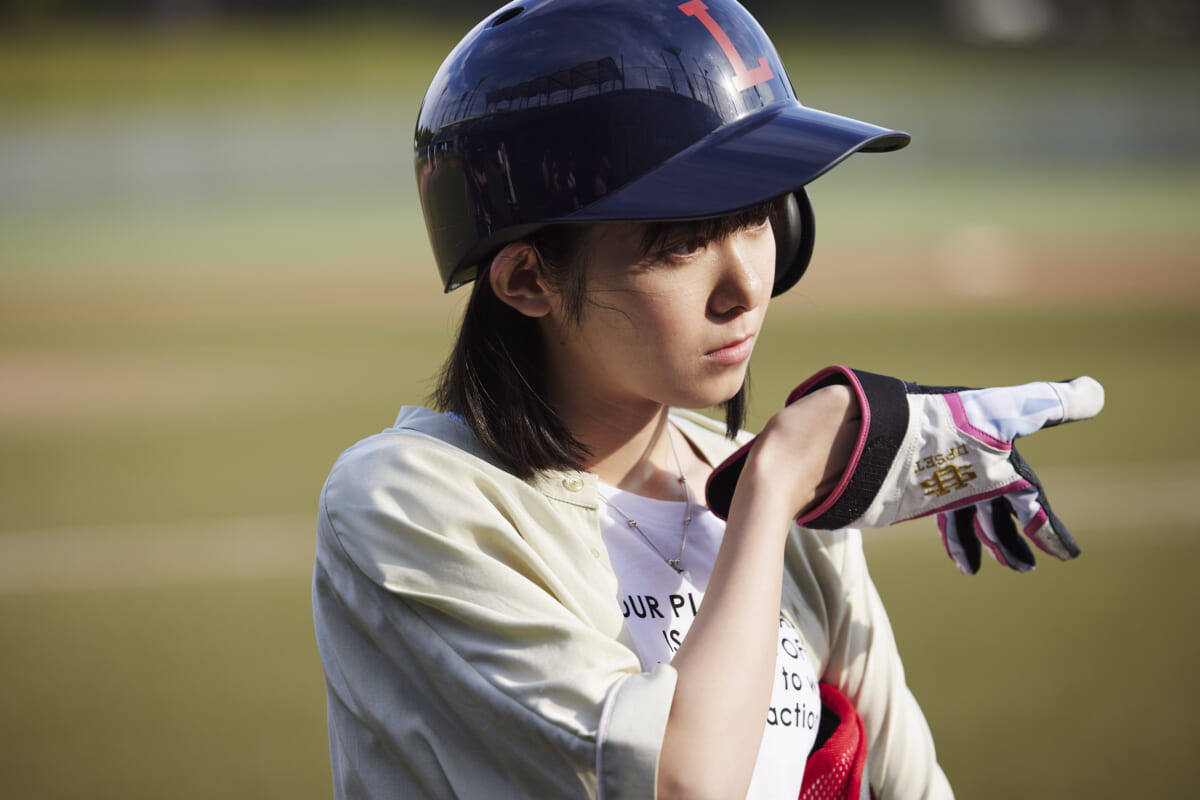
[[920, 464, 978, 496], [913, 444, 970, 474]]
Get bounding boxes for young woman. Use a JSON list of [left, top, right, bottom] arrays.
[[313, 1, 1102, 797]]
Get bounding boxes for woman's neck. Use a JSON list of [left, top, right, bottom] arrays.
[[570, 406, 711, 501]]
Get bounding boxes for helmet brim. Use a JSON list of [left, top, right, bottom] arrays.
[[566, 102, 909, 222]]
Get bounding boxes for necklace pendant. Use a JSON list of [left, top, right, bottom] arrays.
[[667, 559, 690, 582]]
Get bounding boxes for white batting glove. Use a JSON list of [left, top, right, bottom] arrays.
[[705, 366, 1105, 574]]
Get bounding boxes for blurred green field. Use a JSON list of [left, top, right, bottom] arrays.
[[1, 21, 1198, 800], [3, 531, 1196, 799]]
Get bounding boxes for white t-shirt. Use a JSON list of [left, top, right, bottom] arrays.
[[599, 484, 819, 800]]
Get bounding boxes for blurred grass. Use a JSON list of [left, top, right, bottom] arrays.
[[1, 22, 1195, 111], [1, 531, 1194, 799], [865, 528, 1200, 799], [4, 163, 1197, 275], [1, 529, 1189, 799], [0, 21, 463, 110], [0, 20, 1197, 800], [0, 577, 329, 799]]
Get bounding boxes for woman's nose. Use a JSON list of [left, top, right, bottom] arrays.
[[708, 233, 772, 317]]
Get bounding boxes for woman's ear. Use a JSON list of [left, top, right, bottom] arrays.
[[489, 242, 554, 318]]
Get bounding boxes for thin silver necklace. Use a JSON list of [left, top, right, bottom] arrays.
[[599, 428, 693, 580]]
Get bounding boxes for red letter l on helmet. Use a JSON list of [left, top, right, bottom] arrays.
[[678, 0, 774, 92]]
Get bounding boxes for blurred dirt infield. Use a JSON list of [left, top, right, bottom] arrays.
[[3, 234, 1197, 323], [2, 235, 1195, 424], [1, 459, 1196, 594], [786, 236, 1200, 310]]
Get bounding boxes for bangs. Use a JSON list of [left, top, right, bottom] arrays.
[[638, 198, 782, 257]]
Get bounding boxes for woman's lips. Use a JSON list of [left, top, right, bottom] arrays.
[[706, 335, 755, 366]]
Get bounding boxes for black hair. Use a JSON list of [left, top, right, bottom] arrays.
[[432, 200, 780, 480]]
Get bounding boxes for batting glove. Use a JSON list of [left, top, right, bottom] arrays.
[[705, 366, 1105, 574]]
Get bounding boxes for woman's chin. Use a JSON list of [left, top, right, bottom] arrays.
[[675, 378, 747, 411]]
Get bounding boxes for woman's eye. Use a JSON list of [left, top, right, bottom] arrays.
[[736, 216, 771, 237], [666, 238, 704, 256]]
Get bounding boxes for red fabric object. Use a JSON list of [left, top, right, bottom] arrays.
[[799, 683, 869, 800]]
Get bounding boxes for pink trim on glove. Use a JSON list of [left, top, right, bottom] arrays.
[[703, 439, 752, 521], [973, 511, 1009, 566], [1023, 508, 1055, 555], [946, 392, 1012, 451], [791, 366, 871, 526]]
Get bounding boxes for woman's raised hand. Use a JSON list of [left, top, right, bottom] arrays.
[[725, 382, 863, 529], [706, 366, 1104, 573]]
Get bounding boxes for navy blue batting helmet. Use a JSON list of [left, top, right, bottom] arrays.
[[414, 0, 910, 294]]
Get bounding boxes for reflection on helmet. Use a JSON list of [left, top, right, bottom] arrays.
[[415, 0, 910, 294]]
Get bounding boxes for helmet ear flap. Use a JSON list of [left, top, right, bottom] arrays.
[[771, 189, 815, 297]]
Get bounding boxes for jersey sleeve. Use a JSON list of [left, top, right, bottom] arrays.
[[312, 430, 675, 800], [784, 527, 955, 800]]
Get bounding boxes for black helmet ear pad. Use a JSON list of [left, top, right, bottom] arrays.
[[771, 189, 815, 297]]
